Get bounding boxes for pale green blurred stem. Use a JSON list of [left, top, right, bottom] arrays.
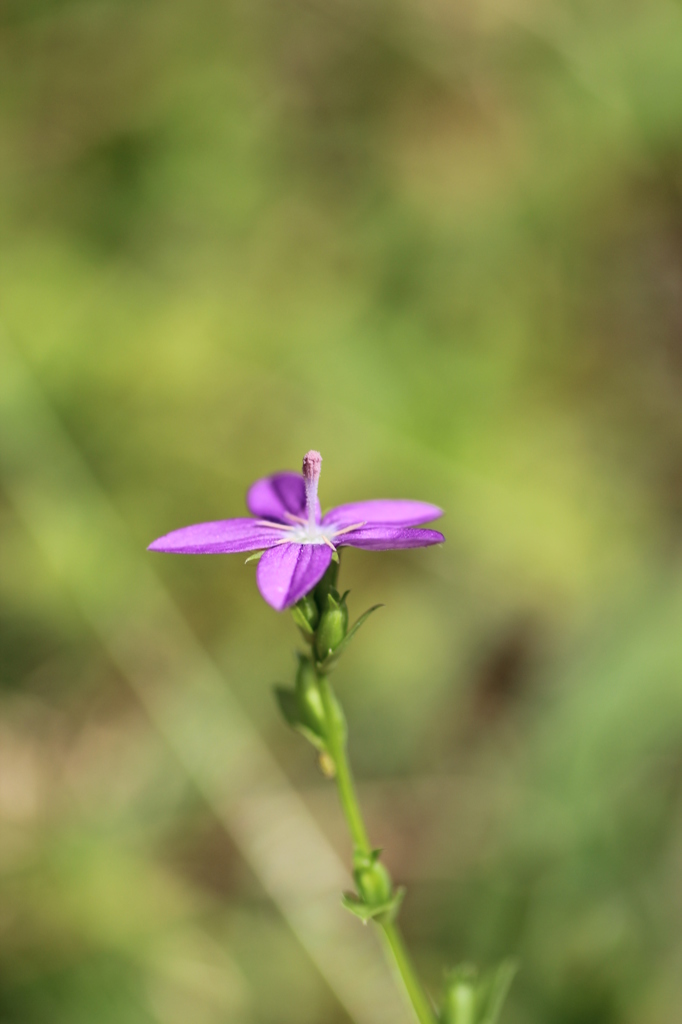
[[380, 921, 438, 1024], [318, 675, 438, 1024]]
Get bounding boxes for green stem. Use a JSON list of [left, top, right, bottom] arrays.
[[317, 674, 437, 1024], [381, 921, 439, 1024], [318, 675, 370, 854]]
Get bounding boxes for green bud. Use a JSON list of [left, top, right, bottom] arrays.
[[295, 655, 326, 737], [441, 967, 478, 1024], [440, 961, 517, 1024], [353, 850, 393, 908], [315, 590, 349, 661], [292, 593, 319, 634]]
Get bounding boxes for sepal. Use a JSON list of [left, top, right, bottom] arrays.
[[292, 593, 319, 636], [314, 588, 349, 661], [314, 558, 340, 603]]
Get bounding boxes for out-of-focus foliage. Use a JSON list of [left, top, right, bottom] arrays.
[[2, 1, 682, 1021]]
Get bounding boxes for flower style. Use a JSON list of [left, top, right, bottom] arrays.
[[149, 451, 444, 610]]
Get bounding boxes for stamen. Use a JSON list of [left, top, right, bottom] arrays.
[[302, 450, 322, 527], [283, 511, 308, 524], [254, 520, 294, 531], [332, 521, 366, 537], [322, 535, 337, 551]]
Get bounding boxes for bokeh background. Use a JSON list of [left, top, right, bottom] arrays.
[[2, 1, 682, 1022]]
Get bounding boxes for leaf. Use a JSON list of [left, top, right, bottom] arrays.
[[341, 893, 378, 923], [381, 885, 405, 923], [273, 686, 328, 753], [244, 550, 264, 564], [340, 602, 383, 647], [317, 604, 383, 671], [480, 960, 518, 1024], [341, 886, 405, 924], [295, 722, 328, 753], [274, 686, 300, 728]]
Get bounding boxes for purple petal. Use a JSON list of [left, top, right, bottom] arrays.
[[246, 472, 307, 524], [148, 518, 283, 554], [256, 542, 332, 610], [336, 526, 445, 551], [323, 499, 443, 529]]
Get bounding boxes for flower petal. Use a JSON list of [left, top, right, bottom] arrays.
[[324, 499, 443, 529], [256, 542, 332, 610], [148, 518, 283, 554], [246, 472, 307, 523], [336, 526, 445, 551]]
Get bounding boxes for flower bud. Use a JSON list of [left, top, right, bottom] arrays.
[[439, 961, 516, 1024], [315, 590, 348, 661], [295, 655, 326, 737], [353, 850, 393, 908], [440, 967, 478, 1024]]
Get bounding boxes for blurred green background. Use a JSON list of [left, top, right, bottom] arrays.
[[2, 1, 682, 1022]]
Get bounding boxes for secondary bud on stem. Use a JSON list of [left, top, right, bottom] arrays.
[[354, 849, 393, 907], [342, 849, 404, 924], [315, 590, 349, 661], [440, 961, 517, 1024], [295, 655, 326, 737], [441, 967, 477, 1024]]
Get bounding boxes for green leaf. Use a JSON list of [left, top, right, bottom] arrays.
[[317, 604, 383, 671], [274, 686, 300, 728], [382, 885, 405, 923], [294, 722, 328, 753], [479, 961, 518, 1024], [341, 886, 405, 923], [273, 685, 328, 754], [244, 550, 264, 564]]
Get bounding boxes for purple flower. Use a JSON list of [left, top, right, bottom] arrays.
[[149, 451, 444, 610]]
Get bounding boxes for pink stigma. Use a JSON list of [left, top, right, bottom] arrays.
[[302, 450, 322, 525]]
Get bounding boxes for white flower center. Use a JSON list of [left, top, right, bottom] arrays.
[[287, 522, 338, 545]]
